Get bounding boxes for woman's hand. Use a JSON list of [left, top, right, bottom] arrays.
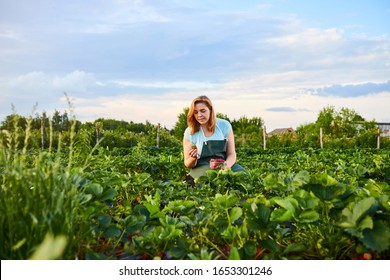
[[189, 144, 198, 158], [183, 138, 198, 169]]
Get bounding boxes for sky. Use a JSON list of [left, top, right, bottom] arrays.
[[1, 0, 390, 132]]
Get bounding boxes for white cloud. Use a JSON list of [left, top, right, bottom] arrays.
[[1, 71, 96, 97], [266, 27, 344, 48]]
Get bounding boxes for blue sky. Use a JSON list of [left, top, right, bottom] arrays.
[[1, 0, 389, 131]]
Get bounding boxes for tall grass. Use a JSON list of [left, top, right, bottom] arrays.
[[0, 99, 97, 259]]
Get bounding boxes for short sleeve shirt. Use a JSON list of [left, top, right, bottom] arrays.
[[184, 118, 232, 158]]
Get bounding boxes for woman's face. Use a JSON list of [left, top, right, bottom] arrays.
[[194, 102, 211, 125]]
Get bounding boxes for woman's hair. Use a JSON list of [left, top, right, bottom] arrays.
[[187, 95, 216, 135]]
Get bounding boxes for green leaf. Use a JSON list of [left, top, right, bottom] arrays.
[[379, 195, 390, 211], [246, 204, 271, 230], [270, 208, 293, 222], [259, 239, 280, 253], [221, 226, 238, 240], [282, 243, 306, 254], [255, 204, 271, 226], [98, 215, 112, 227], [165, 200, 198, 215], [124, 215, 146, 234], [229, 207, 243, 223], [144, 202, 164, 219], [291, 170, 310, 187], [160, 215, 186, 228], [274, 197, 298, 212], [339, 197, 376, 228], [104, 225, 121, 239], [158, 226, 183, 240], [355, 166, 368, 178], [297, 210, 320, 223], [79, 194, 93, 204], [228, 246, 240, 260], [243, 240, 257, 257], [168, 239, 188, 259], [361, 220, 390, 252], [308, 174, 347, 201], [263, 173, 285, 190], [85, 183, 103, 197], [257, 205, 271, 225], [100, 188, 118, 201], [351, 197, 376, 224], [305, 197, 320, 209], [212, 194, 239, 209], [310, 173, 338, 187], [345, 228, 364, 239], [357, 215, 373, 231], [178, 215, 196, 226]]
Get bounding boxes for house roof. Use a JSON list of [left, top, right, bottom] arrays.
[[268, 127, 295, 135]]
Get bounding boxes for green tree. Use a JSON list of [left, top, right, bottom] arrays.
[[296, 123, 319, 148], [172, 107, 189, 141], [0, 114, 27, 131], [316, 106, 336, 135], [316, 106, 365, 138], [231, 116, 264, 148]]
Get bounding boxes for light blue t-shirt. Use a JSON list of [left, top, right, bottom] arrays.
[[184, 118, 232, 158]]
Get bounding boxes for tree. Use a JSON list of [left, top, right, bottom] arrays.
[[296, 123, 319, 147], [0, 114, 27, 131], [316, 106, 365, 138], [316, 106, 336, 135], [231, 116, 263, 134], [230, 116, 264, 148], [52, 110, 62, 131], [172, 107, 189, 140]]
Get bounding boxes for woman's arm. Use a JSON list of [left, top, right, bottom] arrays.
[[183, 137, 198, 169], [224, 129, 237, 169]]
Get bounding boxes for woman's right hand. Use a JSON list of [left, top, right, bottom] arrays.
[[183, 138, 198, 169], [189, 145, 198, 158]]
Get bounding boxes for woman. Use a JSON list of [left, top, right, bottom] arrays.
[[183, 95, 246, 179]]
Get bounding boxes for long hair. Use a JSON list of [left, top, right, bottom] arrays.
[[187, 95, 216, 135]]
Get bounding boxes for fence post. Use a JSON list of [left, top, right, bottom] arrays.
[[377, 128, 380, 149], [263, 126, 267, 150], [320, 127, 323, 149]]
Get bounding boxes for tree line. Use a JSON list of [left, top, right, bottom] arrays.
[[1, 106, 388, 151]]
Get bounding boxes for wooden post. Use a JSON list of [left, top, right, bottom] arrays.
[[320, 127, 323, 149], [157, 123, 161, 148], [263, 126, 266, 150], [377, 128, 380, 149]]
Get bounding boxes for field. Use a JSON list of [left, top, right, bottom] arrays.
[[1, 135, 389, 260]]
